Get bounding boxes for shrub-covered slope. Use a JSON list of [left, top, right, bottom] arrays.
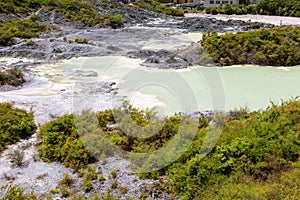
[[162, 100, 300, 199], [205, 0, 300, 17], [200, 26, 300, 66], [0, 0, 123, 46], [37, 100, 300, 199]]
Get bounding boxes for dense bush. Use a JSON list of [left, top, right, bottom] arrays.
[[98, 101, 185, 154], [0, 19, 47, 46], [211, 7, 218, 15], [257, 0, 300, 17], [37, 99, 300, 199], [83, 100, 300, 199], [0, 102, 36, 153], [38, 110, 117, 170], [134, 0, 184, 16], [0, 68, 25, 86], [37, 101, 190, 171], [205, 0, 300, 17], [38, 114, 92, 170], [105, 14, 123, 29], [138, 100, 300, 199], [200, 26, 300, 66], [0, 0, 40, 15], [205, 7, 211, 14]]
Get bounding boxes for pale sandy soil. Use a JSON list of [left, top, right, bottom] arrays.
[[185, 13, 300, 26]]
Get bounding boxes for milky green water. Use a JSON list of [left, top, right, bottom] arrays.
[[50, 56, 300, 115]]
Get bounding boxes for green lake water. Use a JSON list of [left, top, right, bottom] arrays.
[[50, 56, 300, 115]]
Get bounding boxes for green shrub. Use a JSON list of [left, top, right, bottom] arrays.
[[196, 5, 204, 11], [106, 15, 122, 29], [211, 7, 218, 15], [98, 175, 105, 182], [257, 0, 300, 17], [8, 149, 25, 167], [49, 189, 59, 194], [0, 68, 25, 86], [205, 7, 211, 14], [81, 165, 98, 192], [38, 114, 92, 170], [59, 173, 76, 188], [224, 4, 233, 15], [75, 38, 88, 44], [233, 7, 243, 15], [110, 180, 118, 189], [0, 185, 38, 200], [109, 170, 118, 179], [0, 102, 36, 153], [60, 185, 70, 198], [25, 39, 36, 46], [58, 173, 76, 197], [165, 7, 184, 17], [4, 96, 300, 199], [217, 4, 224, 14], [118, 186, 128, 194]]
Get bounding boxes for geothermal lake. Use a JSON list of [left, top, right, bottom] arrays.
[[31, 56, 300, 115], [2, 31, 300, 116]]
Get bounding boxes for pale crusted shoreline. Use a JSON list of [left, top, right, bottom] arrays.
[[185, 13, 300, 26]]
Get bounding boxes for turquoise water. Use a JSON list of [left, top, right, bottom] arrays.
[[52, 56, 300, 115]]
